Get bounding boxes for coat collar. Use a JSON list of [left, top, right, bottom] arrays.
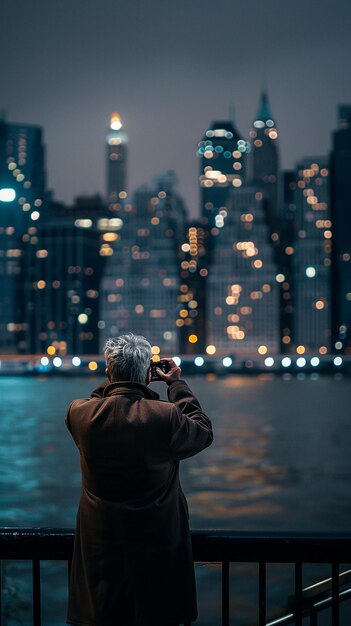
[[103, 381, 160, 401]]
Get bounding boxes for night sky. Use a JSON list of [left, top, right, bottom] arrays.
[[1, 0, 351, 216]]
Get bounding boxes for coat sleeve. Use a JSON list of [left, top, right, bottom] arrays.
[[167, 379, 213, 460]]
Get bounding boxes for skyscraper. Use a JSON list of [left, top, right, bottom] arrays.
[[198, 119, 249, 228], [24, 195, 105, 355], [100, 179, 186, 352], [0, 117, 47, 353], [177, 221, 210, 354], [289, 158, 331, 353], [192, 118, 250, 351], [106, 112, 128, 210], [249, 92, 280, 227], [206, 185, 280, 357], [330, 106, 351, 353]]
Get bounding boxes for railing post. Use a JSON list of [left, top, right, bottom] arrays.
[[258, 561, 266, 626], [294, 561, 303, 626], [32, 559, 41, 626], [222, 559, 229, 626], [331, 562, 339, 626]]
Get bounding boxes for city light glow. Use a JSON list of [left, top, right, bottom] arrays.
[[206, 345, 216, 355], [194, 356, 204, 366], [222, 357, 232, 367], [40, 356, 49, 366], [0, 188, 16, 202], [88, 361, 98, 371], [275, 274, 285, 283], [264, 357, 274, 367], [258, 345, 268, 355], [110, 112, 122, 130], [310, 357, 320, 367], [333, 356, 343, 366], [281, 357, 292, 367], [72, 356, 81, 367], [305, 266, 316, 278], [173, 356, 182, 366], [53, 357, 62, 367], [188, 334, 198, 343], [296, 357, 306, 367]]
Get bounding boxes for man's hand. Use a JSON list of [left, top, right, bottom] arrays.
[[156, 358, 181, 384]]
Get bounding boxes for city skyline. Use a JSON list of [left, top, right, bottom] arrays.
[[2, 105, 349, 359], [1, 0, 351, 215]]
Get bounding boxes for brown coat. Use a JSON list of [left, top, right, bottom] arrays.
[[65, 378, 213, 626]]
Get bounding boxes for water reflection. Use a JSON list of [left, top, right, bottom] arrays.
[[1, 375, 351, 531]]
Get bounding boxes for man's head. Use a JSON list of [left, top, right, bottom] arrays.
[[104, 333, 152, 383]]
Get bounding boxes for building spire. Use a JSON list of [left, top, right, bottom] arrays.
[[255, 91, 274, 124]]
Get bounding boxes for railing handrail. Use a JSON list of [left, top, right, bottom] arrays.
[[1, 527, 351, 562], [1, 528, 351, 626], [265, 570, 351, 626]]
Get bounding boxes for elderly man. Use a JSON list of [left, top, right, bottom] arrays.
[[66, 333, 213, 626]]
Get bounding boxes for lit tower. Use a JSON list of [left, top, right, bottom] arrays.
[[106, 112, 127, 210], [198, 119, 249, 228], [249, 91, 280, 226]]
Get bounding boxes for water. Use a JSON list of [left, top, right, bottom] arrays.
[[1, 374, 351, 624]]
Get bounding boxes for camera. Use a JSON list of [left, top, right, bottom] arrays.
[[150, 359, 171, 381]]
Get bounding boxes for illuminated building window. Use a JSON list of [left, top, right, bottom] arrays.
[[36, 249, 48, 258], [314, 300, 326, 310], [188, 334, 198, 343], [102, 233, 119, 242], [150, 310, 167, 318]]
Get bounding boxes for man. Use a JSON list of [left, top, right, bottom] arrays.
[[66, 333, 213, 626]]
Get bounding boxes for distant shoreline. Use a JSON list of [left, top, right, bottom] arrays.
[[0, 354, 350, 377]]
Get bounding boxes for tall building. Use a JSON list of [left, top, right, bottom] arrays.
[[192, 118, 250, 351], [100, 179, 186, 352], [289, 158, 331, 353], [177, 221, 210, 354], [249, 92, 280, 227], [206, 185, 280, 357], [198, 119, 249, 228], [106, 112, 128, 210], [24, 196, 106, 355], [278, 171, 297, 353], [330, 105, 351, 353], [0, 117, 47, 353]]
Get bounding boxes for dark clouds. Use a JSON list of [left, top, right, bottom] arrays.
[[1, 0, 351, 214]]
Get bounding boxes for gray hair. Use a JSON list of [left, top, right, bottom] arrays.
[[104, 333, 152, 383]]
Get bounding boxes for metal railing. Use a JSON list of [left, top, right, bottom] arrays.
[[1, 528, 351, 626]]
